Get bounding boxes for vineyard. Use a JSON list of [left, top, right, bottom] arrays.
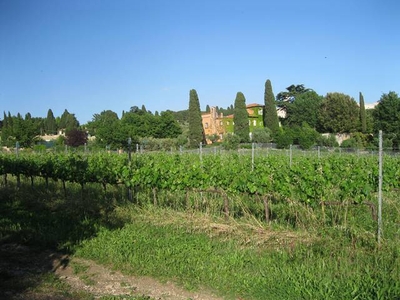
[[1, 150, 399, 226], [1, 150, 400, 299]]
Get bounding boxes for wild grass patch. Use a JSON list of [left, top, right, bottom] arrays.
[[76, 205, 400, 300]]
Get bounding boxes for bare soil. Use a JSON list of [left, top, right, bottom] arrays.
[[0, 243, 224, 300]]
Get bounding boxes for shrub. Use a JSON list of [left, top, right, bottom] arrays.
[[251, 127, 272, 143], [222, 133, 240, 150]]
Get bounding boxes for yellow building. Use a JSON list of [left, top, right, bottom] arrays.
[[202, 107, 226, 143], [202, 104, 264, 144]]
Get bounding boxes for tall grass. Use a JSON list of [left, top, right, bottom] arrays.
[[76, 207, 400, 299]]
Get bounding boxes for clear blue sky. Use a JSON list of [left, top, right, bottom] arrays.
[[1, 0, 399, 124]]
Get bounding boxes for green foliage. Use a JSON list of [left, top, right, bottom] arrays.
[[206, 134, 220, 144], [285, 91, 323, 129], [45, 109, 57, 135], [1, 147, 399, 207], [373, 91, 400, 149], [0, 112, 42, 147], [317, 134, 339, 147], [297, 123, 319, 149], [1, 150, 400, 299], [233, 92, 250, 142], [276, 84, 311, 104], [188, 89, 205, 148], [263, 79, 280, 135], [340, 132, 373, 149], [318, 93, 360, 133], [139, 137, 181, 151], [76, 213, 400, 300], [87, 110, 124, 149], [154, 110, 182, 138], [275, 129, 293, 149], [251, 127, 271, 143], [221, 133, 240, 150], [88, 108, 182, 149], [359, 92, 367, 133], [59, 109, 79, 133]]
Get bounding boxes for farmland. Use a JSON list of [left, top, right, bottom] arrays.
[[0, 149, 399, 299]]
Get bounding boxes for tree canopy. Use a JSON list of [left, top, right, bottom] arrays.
[[373, 91, 400, 148], [318, 93, 359, 133], [65, 128, 88, 147], [285, 90, 323, 128]]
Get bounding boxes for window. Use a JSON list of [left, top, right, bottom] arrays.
[[253, 120, 257, 126], [258, 109, 263, 115], [205, 123, 208, 129], [220, 121, 223, 125]]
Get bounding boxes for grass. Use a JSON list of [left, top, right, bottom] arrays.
[[76, 206, 400, 299], [1, 177, 399, 299]]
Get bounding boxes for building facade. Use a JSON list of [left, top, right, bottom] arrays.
[[202, 103, 265, 143]]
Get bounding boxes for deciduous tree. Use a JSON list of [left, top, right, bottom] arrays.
[[373, 91, 400, 149], [276, 84, 310, 111], [65, 128, 88, 147], [285, 91, 323, 129], [318, 93, 359, 133]]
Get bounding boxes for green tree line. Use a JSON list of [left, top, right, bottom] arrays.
[[1, 81, 399, 150]]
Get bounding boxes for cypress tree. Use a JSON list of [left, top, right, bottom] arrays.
[[59, 109, 69, 129], [359, 92, 367, 133], [264, 79, 280, 135], [188, 89, 205, 148], [45, 109, 57, 134], [233, 92, 249, 142], [2, 112, 7, 129]]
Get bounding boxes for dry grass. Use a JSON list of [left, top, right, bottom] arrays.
[[112, 204, 314, 251]]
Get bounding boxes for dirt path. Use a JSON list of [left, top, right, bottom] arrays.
[[53, 255, 224, 300], [0, 243, 224, 300]]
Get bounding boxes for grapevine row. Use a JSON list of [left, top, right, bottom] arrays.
[[0, 152, 399, 205]]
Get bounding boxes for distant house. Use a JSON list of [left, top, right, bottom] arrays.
[[202, 103, 265, 143], [202, 107, 226, 143]]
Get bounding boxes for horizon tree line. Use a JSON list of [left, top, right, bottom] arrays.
[[1, 80, 399, 150]]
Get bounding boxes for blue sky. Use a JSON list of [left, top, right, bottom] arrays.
[[1, 0, 399, 124]]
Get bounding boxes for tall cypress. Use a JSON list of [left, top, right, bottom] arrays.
[[264, 79, 280, 135], [59, 109, 69, 129], [233, 92, 249, 142], [359, 92, 367, 133], [188, 89, 205, 148], [45, 109, 57, 134]]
